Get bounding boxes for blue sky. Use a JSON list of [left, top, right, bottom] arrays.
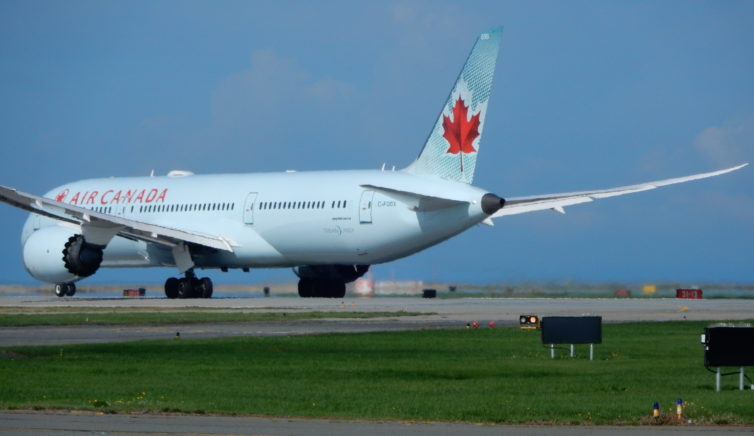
[[1, 0, 752, 285]]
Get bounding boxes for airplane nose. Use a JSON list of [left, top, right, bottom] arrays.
[[481, 193, 506, 215]]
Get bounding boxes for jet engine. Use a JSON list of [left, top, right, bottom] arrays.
[[22, 226, 103, 283], [62, 234, 104, 277]]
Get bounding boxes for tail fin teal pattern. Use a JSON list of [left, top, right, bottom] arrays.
[[406, 26, 502, 184]]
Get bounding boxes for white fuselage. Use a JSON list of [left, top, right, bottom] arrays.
[[22, 170, 491, 278]]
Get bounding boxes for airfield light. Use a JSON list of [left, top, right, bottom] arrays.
[[519, 315, 539, 329]]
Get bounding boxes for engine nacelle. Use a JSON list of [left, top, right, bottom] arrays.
[[293, 265, 369, 283], [22, 226, 104, 283], [62, 234, 104, 277]]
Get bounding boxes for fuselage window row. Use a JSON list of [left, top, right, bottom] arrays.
[[129, 202, 236, 214], [258, 200, 348, 210]]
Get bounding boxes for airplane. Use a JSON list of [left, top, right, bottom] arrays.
[[0, 26, 747, 298]]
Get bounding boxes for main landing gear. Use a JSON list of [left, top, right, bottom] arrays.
[[54, 283, 76, 297], [164, 270, 213, 299], [297, 279, 346, 298]]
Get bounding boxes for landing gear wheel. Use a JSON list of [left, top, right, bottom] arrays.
[[164, 277, 179, 299], [298, 279, 346, 298], [198, 277, 213, 298], [329, 280, 346, 299], [55, 284, 66, 298], [298, 279, 314, 298], [65, 283, 76, 297], [176, 278, 194, 299]]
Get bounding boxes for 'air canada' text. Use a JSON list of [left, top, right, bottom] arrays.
[[56, 188, 168, 205]]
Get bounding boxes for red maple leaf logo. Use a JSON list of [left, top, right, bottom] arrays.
[[55, 189, 69, 202], [442, 96, 480, 172]]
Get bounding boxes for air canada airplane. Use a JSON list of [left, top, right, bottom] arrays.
[[0, 26, 747, 298]]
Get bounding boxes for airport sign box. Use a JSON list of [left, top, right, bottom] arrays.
[[541, 316, 602, 345], [703, 326, 754, 367]]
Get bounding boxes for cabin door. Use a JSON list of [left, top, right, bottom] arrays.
[[243, 192, 258, 224], [359, 190, 375, 224]]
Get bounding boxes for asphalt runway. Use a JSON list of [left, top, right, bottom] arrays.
[[1, 296, 752, 347], [1, 296, 752, 435], [1, 411, 753, 436]]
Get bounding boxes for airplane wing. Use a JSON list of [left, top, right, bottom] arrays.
[[492, 163, 748, 218], [0, 185, 234, 252]]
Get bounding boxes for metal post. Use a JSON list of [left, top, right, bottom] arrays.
[[741, 367, 745, 391], [716, 367, 721, 392], [589, 343, 594, 361], [570, 344, 574, 358], [550, 344, 555, 359]]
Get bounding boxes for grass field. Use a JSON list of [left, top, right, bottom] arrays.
[[0, 310, 420, 327], [0, 320, 752, 424]]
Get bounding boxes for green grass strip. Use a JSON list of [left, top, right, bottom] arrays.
[[0, 311, 421, 326], [1, 321, 752, 424]]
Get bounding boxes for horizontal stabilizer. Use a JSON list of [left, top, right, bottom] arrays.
[[361, 183, 469, 212]]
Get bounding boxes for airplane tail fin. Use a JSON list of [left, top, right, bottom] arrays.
[[405, 26, 503, 184]]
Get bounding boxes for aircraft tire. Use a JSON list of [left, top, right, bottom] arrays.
[[314, 279, 329, 298], [297, 279, 314, 298], [164, 277, 179, 299], [327, 280, 346, 298], [199, 277, 213, 298], [55, 283, 66, 298], [176, 278, 194, 299], [65, 283, 76, 297]]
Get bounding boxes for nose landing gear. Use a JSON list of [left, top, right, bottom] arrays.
[[164, 270, 213, 299]]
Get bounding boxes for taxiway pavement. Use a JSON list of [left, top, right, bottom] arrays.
[[1, 411, 753, 436], [1, 296, 752, 347]]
